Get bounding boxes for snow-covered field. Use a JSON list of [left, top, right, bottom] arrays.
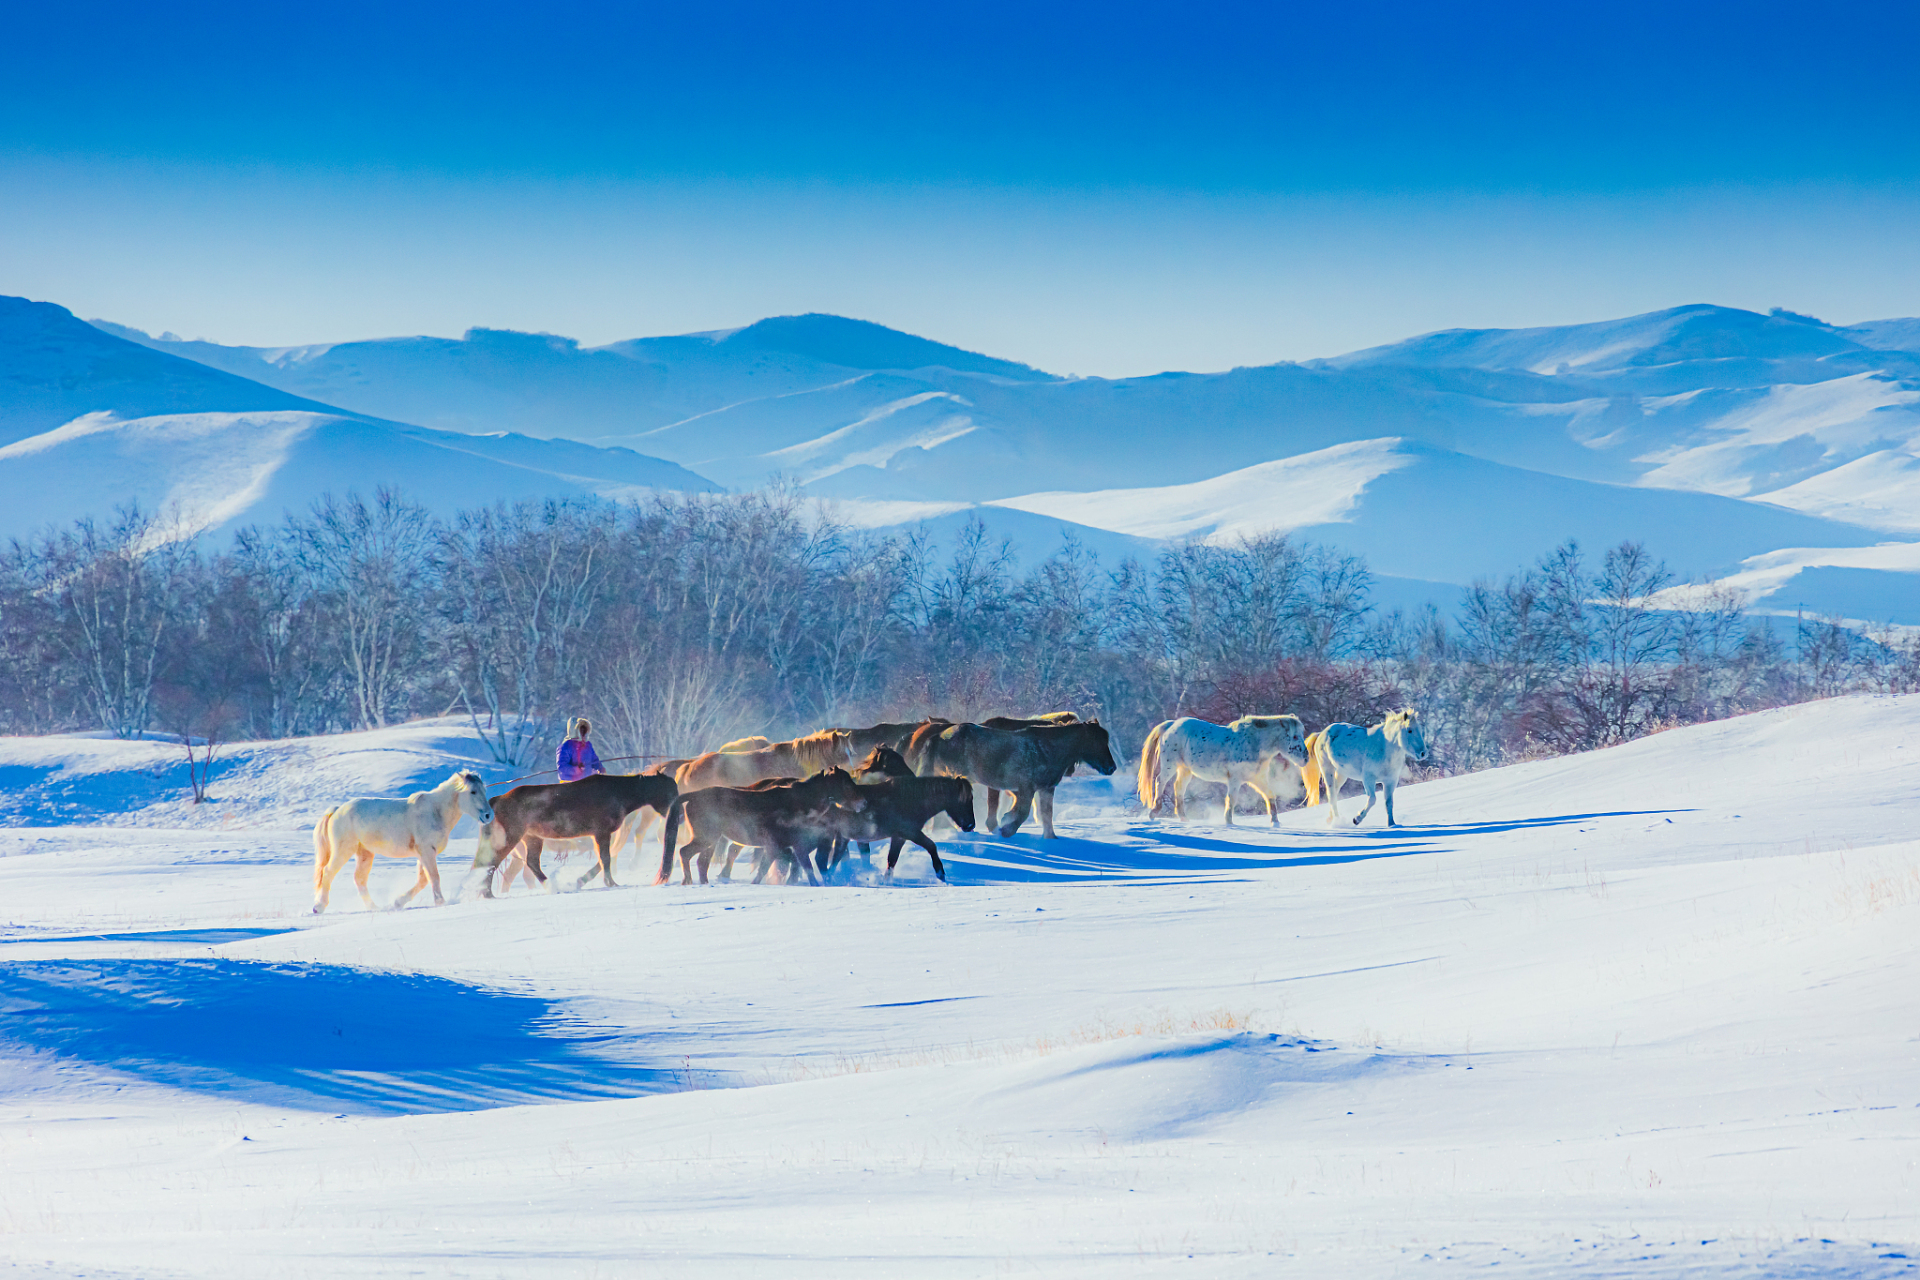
[[2, 702, 1918, 1276]]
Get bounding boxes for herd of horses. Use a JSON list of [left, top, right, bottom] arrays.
[[309, 708, 1429, 913]]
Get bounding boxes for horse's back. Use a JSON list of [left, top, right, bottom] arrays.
[[1165, 717, 1255, 764], [680, 748, 781, 790]]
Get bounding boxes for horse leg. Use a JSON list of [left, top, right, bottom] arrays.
[[1222, 776, 1236, 827], [790, 843, 821, 887], [984, 788, 1001, 828], [1170, 764, 1186, 820], [631, 807, 657, 867], [1384, 777, 1398, 827], [680, 840, 709, 886], [495, 850, 524, 895], [420, 839, 448, 906], [884, 835, 907, 879], [591, 830, 617, 888], [1324, 771, 1342, 826], [1038, 788, 1058, 839], [996, 790, 1036, 838], [1353, 778, 1379, 826], [352, 846, 377, 911], [524, 836, 551, 890], [910, 830, 946, 882], [315, 840, 348, 914]]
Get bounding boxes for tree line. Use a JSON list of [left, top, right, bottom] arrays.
[[2, 487, 1913, 788]]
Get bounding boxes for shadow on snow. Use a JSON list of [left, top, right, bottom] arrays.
[[930, 809, 1691, 885], [0, 958, 704, 1115]]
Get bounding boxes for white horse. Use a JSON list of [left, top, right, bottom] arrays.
[[312, 770, 495, 913], [1136, 715, 1309, 825], [1314, 709, 1429, 827]]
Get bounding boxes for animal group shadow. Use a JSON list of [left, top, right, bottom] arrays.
[[933, 808, 1687, 885], [0, 958, 706, 1114]]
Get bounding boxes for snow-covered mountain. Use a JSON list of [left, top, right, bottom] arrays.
[[46, 294, 1920, 622], [92, 312, 1054, 442], [106, 303, 1920, 514], [0, 298, 716, 539], [0, 410, 718, 541]]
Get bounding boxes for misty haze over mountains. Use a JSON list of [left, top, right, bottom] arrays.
[[5, 294, 1920, 624]]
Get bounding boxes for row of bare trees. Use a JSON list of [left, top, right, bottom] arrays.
[[0, 488, 1913, 783]]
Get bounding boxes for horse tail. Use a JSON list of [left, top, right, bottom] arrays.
[[657, 795, 687, 885], [1137, 722, 1167, 812], [1305, 731, 1330, 805], [312, 808, 337, 894]]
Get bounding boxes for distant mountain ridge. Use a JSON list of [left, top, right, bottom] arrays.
[[36, 294, 1920, 625], [0, 297, 718, 539]]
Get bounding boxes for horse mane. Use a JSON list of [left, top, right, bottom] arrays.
[[1226, 714, 1301, 732], [790, 729, 853, 772]]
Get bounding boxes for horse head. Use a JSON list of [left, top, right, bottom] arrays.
[[813, 766, 869, 811], [1282, 716, 1308, 763], [856, 746, 913, 779], [1393, 709, 1430, 762], [1075, 722, 1119, 776], [944, 776, 977, 832], [455, 770, 496, 826]]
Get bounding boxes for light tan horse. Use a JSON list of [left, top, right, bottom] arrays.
[[675, 731, 855, 791], [1136, 715, 1308, 825], [312, 770, 494, 913], [1314, 709, 1429, 827]]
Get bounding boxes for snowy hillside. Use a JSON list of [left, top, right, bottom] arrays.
[[1, 699, 1917, 1275], [0, 410, 717, 541], [46, 294, 1920, 620], [0, 296, 340, 439], [0, 297, 720, 539]]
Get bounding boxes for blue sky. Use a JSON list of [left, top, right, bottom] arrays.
[[3, 0, 1917, 374]]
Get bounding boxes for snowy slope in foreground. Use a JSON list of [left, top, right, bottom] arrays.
[[1, 698, 1918, 1275]]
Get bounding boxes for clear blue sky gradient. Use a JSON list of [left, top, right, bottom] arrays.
[[4, 0, 1918, 373]]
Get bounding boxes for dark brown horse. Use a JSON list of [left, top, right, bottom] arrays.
[[979, 713, 1079, 825], [905, 720, 1117, 838], [815, 774, 977, 882], [687, 751, 910, 882], [657, 768, 868, 887], [473, 772, 678, 895]]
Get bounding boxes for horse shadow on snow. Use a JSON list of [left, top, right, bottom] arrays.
[[931, 808, 1689, 885], [0, 958, 709, 1114]]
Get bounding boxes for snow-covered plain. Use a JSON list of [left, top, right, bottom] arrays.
[[2, 702, 1918, 1276]]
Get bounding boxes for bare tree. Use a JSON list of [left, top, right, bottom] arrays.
[[290, 490, 435, 730], [439, 500, 616, 766], [39, 505, 194, 738]]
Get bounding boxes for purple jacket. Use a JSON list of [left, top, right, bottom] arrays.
[[557, 737, 605, 782]]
